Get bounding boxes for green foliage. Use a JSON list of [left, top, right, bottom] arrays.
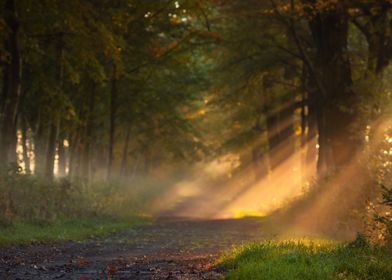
[[0, 0, 217, 183], [381, 185, 392, 208], [364, 123, 392, 244], [347, 233, 370, 250], [221, 240, 392, 280], [374, 185, 392, 245]]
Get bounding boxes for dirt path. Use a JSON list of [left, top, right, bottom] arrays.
[[0, 217, 266, 279]]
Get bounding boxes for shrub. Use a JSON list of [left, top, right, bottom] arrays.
[[375, 185, 392, 245], [0, 165, 175, 226], [0, 167, 94, 225]]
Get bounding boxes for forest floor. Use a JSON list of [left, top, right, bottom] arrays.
[[0, 216, 266, 279]]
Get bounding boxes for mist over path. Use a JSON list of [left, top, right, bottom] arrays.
[[0, 217, 266, 279]]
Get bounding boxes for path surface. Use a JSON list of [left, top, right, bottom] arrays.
[[0, 217, 266, 280]]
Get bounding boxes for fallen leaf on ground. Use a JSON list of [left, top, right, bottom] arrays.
[[107, 265, 118, 273], [78, 259, 92, 265]]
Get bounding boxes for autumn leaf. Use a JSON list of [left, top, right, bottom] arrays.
[[78, 259, 92, 265], [107, 265, 118, 273]]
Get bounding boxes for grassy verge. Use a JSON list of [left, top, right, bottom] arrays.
[[0, 216, 151, 246], [221, 239, 392, 280]]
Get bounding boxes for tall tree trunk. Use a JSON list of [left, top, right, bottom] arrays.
[[0, 0, 22, 164], [309, 3, 358, 172], [300, 88, 308, 183], [251, 115, 268, 181], [50, 40, 65, 178], [120, 123, 131, 177], [1, 64, 9, 114], [45, 120, 58, 181], [302, 66, 318, 172], [142, 145, 150, 175], [315, 102, 329, 174], [68, 133, 76, 180], [81, 84, 96, 181], [305, 89, 318, 170], [130, 154, 141, 180], [21, 115, 31, 174], [107, 65, 117, 179], [68, 126, 82, 180], [34, 113, 47, 176], [57, 135, 66, 177]]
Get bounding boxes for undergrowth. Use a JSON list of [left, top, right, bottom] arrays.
[[0, 164, 172, 244], [0, 165, 174, 227]]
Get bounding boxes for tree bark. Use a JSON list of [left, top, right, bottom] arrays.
[[21, 115, 31, 174], [107, 65, 118, 179], [34, 113, 47, 176], [120, 123, 131, 177], [45, 120, 58, 181], [251, 114, 268, 181], [68, 125, 82, 180], [57, 135, 66, 177], [0, 0, 22, 164], [305, 89, 317, 169], [81, 84, 96, 181], [300, 84, 308, 182], [309, 3, 358, 172], [302, 66, 319, 173], [1, 64, 9, 114]]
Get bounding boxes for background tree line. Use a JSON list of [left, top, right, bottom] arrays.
[[0, 0, 216, 182], [210, 0, 392, 180], [1, 0, 392, 237]]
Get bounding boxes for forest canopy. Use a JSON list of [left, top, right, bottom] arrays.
[[0, 0, 392, 240]]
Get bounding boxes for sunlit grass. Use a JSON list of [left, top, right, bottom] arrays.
[[0, 216, 151, 246], [233, 210, 266, 218], [220, 239, 392, 280]]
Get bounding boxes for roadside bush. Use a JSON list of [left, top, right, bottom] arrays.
[[0, 166, 93, 225], [0, 165, 177, 227], [373, 185, 392, 246]]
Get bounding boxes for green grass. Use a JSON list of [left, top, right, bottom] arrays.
[[0, 216, 151, 246], [221, 239, 392, 280]]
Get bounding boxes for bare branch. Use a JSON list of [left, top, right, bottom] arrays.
[[269, 0, 327, 98]]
